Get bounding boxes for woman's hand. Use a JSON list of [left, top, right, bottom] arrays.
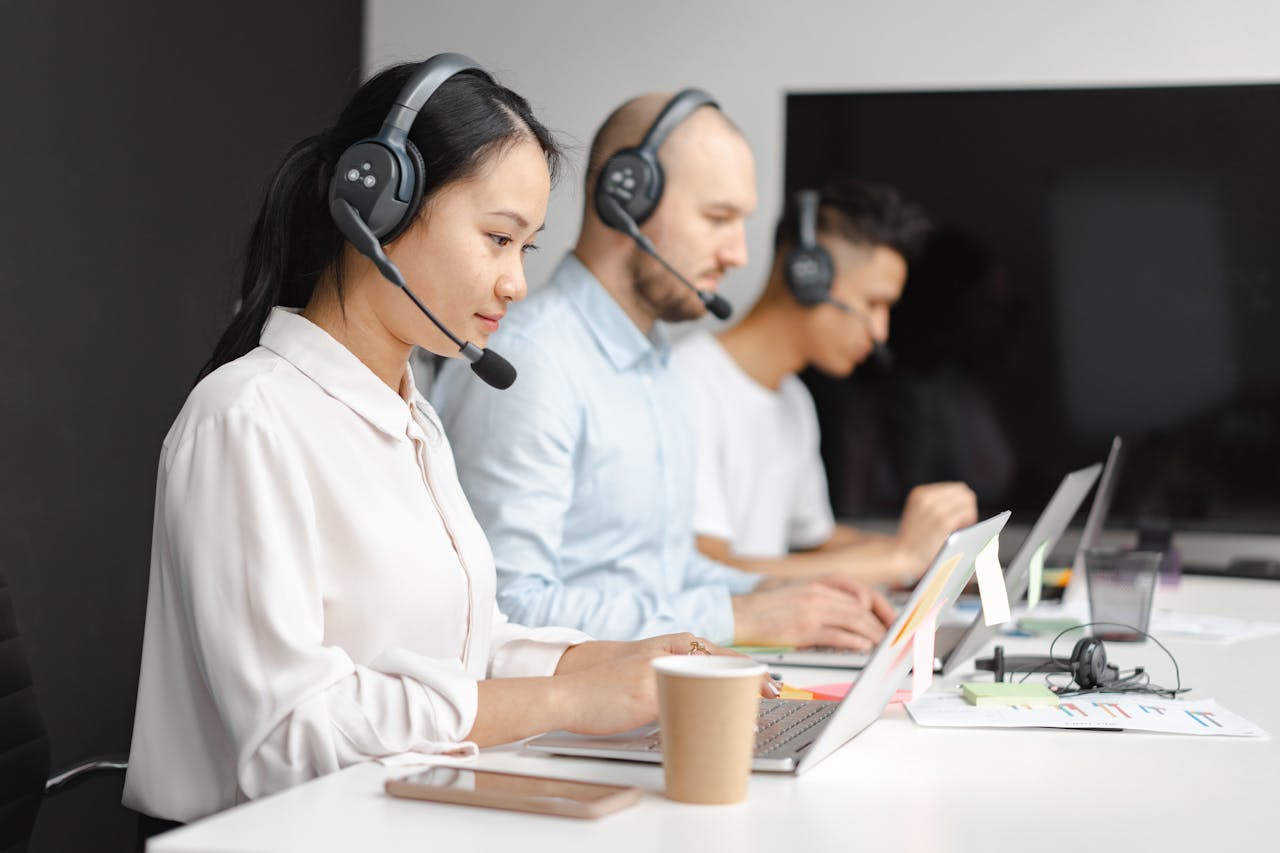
[[555, 632, 731, 674], [554, 633, 779, 735]]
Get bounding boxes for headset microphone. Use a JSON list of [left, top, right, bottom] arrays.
[[599, 195, 733, 320], [330, 198, 517, 390], [823, 297, 895, 370]]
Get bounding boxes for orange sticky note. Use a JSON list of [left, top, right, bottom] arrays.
[[797, 681, 913, 704]]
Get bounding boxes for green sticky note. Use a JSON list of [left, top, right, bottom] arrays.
[[1027, 541, 1048, 609], [1018, 616, 1082, 636], [962, 682, 1060, 707]]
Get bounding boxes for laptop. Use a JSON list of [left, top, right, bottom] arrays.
[[938, 460, 1102, 675], [526, 512, 1009, 774], [745, 462, 1104, 673], [1062, 436, 1124, 610]]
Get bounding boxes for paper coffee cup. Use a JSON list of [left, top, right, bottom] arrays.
[[652, 656, 765, 804]]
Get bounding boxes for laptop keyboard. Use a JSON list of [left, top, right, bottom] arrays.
[[754, 699, 838, 757], [636, 699, 838, 758]]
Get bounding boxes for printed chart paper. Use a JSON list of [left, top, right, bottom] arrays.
[[906, 692, 1265, 737]]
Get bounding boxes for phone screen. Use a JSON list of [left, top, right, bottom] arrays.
[[398, 767, 632, 804]]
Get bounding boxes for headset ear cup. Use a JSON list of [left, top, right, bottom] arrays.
[[785, 246, 835, 305], [595, 148, 663, 230], [1069, 638, 1107, 689], [380, 140, 426, 245]]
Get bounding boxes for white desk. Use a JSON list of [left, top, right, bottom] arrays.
[[150, 577, 1280, 853]]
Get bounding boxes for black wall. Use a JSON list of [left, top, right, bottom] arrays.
[[0, 4, 361, 850]]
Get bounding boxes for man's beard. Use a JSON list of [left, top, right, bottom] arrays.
[[630, 252, 706, 324]]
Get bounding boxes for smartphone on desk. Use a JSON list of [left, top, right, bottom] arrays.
[[384, 766, 642, 819]]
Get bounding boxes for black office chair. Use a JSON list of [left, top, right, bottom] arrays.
[[0, 570, 127, 853]]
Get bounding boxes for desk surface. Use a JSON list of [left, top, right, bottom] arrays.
[[150, 577, 1280, 853]]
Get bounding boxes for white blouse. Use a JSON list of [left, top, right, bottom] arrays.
[[123, 308, 587, 823]]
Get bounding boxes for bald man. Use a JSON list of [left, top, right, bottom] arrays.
[[432, 93, 893, 650]]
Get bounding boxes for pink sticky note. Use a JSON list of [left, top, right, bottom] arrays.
[[911, 606, 941, 701]]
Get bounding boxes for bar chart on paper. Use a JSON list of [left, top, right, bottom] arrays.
[[906, 693, 1265, 737]]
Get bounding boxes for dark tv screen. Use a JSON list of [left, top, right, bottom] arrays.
[[786, 83, 1280, 534]]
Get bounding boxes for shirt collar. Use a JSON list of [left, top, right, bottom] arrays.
[[259, 307, 420, 440], [557, 253, 672, 372]]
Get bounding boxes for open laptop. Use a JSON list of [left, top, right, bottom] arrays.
[[938, 459, 1103, 675], [1062, 436, 1124, 610], [745, 462, 1104, 672], [527, 512, 1010, 775]]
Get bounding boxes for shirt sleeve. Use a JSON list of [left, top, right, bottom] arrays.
[[433, 336, 740, 642], [159, 404, 483, 801], [487, 603, 590, 679], [684, 348, 736, 543], [787, 384, 837, 550]]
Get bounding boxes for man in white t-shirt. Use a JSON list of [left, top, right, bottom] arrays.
[[674, 180, 977, 586]]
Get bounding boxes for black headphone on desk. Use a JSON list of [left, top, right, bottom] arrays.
[[1064, 637, 1115, 690], [978, 637, 1117, 689], [977, 622, 1187, 697]]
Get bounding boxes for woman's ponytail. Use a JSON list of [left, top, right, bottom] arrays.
[[195, 135, 341, 383]]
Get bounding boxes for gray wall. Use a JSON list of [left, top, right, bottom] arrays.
[[365, 0, 1280, 565], [0, 4, 361, 850], [366, 0, 1280, 314]]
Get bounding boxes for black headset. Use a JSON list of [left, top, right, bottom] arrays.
[[593, 88, 719, 232], [785, 189, 836, 306], [329, 52, 479, 244], [979, 636, 1119, 690], [590, 88, 733, 321], [1065, 637, 1114, 690], [782, 188, 895, 369], [324, 53, 516, 390]]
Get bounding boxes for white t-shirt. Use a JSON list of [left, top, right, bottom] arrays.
[[124, 308, 586, 823], [673, 330, 835, 559]]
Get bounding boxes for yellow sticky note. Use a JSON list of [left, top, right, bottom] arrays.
[[779, 685, 815, 701], [974, 535, 1011, 626], [1027, 541, 1048, 610]]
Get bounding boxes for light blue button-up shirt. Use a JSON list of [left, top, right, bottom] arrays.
[[431, 254, 760, 643]]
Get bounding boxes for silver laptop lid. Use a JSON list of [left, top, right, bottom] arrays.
[[940, 462, 1103, 676], [798, 511, 1009, 774], [1064, 436, 1125, 607]]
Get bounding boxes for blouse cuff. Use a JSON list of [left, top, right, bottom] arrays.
[[489, 628, 590, 680]]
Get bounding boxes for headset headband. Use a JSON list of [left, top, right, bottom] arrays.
[[376, 53, 480, 201], [638, 88, 719, 156], [796, 189, 821, 249]]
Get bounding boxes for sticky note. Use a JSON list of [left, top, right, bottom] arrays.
[[1027, 541, 1048, 609], [779, 685, 815, 701], [798, 682, 913, 704], [910, 606, 940, 701], [892, 553, 962, 645], [1018, 616, 1081, 636], [974, 535, 1011, 626], [962, 682, 1060, 707]]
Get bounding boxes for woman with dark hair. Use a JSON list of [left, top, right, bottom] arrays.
[[123, 58, 731, 824]]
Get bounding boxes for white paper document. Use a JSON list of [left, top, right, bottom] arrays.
[[906, 692, 1266, 737], [1148, 610, 1280, 644]]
